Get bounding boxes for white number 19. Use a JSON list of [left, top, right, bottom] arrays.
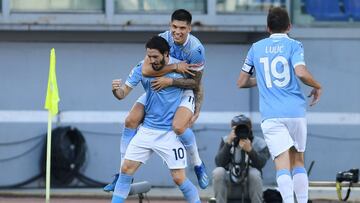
[[259, 56, 290, 88]]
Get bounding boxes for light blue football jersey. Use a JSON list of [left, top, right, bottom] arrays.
[[159, 31, 205, 71], [125, 57, 184, 130], [242, 33, 307, 120]]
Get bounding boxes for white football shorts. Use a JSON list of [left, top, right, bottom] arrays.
[[261, 117, 307, 160], [136, 90, 195, 113], [124, 126, 187, 169]]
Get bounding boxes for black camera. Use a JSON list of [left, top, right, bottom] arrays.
[[231, 115, 253, 145], [336, 168, 359, 183]]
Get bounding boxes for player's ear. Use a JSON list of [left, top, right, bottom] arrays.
[[286, 24, 292, 33]]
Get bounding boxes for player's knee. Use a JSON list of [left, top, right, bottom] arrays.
[[125, 115, 141, 129], [120, 163, 133, 174], [172, 175, 185, 186], [172, 122, 186, 135]]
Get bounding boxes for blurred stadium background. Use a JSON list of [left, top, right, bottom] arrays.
[[0, 0, 360, 202]]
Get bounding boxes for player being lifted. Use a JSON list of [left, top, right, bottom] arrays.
[[104, 9, 208, 191]]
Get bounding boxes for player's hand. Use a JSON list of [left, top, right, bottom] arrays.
[[112, 79, 122, 91], [189, 111, 200, 127], [151, 77, 173, 91], [308, 87, 322, 106], [226, 128, 237, 145], [239, 138, 252, 152], [175, 62, 199, 76]]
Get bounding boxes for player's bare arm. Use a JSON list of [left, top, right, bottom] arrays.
[[151, 69, 201, 90], [112, 79, 133, 100], [191, 83, 204, 125], [190, 71, 204, 125], [295, 65, 322, 106], [151, 76, 197, 91], [142, 56, 196, 77], [237, 71, 257, 88]]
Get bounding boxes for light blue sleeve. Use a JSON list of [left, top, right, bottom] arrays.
[[158, 31, 169, 40], [125, 62, 143, 88], [291, 41, 306, 68], [189, 46, 205, 65], [242, 45, 255, 75]]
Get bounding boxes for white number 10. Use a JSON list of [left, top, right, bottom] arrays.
[[259, 56, 290, 88]]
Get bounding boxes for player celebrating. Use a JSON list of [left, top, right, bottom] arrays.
[[111, 36, 200, 203], [237, 7, 322, 203], [104, 8, 208, 192]]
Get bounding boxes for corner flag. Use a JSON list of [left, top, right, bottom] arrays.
[[44, 48, 59, 116], [44, 48, 60, 203]]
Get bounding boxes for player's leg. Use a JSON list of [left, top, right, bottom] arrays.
[[173, 90, 209, 189], [111, 159, 141, 203], [112, 126, 153, 203], [121, 97, 146, 165], [104, 95, 145, 192], [288, 118, 308, 203], [274, 150, 294, 203], [171, 168, 201, 203], [173, 107, 202, 166], [261, 118, 294, 203], [290, 149, 308, 203], [154, 130, 200, 202]]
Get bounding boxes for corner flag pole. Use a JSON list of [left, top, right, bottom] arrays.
[[44, 48, 60, 203], [45, 110, 52, 203]]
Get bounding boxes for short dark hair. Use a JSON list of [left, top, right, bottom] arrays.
[[267, 7, 290, 33], [145, 36, 170, 55], [171, 9, 192, 24]]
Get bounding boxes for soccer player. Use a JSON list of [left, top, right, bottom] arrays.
[[237, 7, 322, 203], [104, 9, 208, 191], [111, 36, 200, 203]]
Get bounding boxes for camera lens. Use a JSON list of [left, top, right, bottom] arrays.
[[235, 125, 250, 139]]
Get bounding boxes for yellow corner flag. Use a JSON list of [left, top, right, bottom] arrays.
[[44, 48, 59, 203], [44, 48, 59, 116]]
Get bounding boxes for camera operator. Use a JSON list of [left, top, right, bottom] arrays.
[[212, 115, 270, 203]]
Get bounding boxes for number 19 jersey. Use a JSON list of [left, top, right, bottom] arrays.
[[242, 33, 306, 120]]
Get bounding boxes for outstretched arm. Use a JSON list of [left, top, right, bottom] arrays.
[[295, 65, 322, 106], [112, 79, 133, 100]]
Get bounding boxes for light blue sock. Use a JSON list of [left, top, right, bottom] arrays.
[[120, 127, 137, 163], [179, 178, 201, 203], [111, 173, 133, 203], [179, 129, 202, 166]]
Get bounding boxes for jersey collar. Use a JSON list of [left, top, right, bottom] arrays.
[[270, 33, 289, 38], [182, 33, 190, 46]]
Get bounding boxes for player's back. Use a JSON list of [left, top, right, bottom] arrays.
[[250, 34, 306, 120]]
